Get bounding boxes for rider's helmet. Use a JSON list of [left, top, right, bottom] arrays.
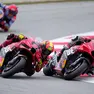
[[6, 4, 18, 17], [71, 36, 80, 41], [18, 34, 26, 40], [41, 40, 54, 56]]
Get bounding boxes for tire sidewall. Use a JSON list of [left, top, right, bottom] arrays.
[[63, 58, 88, 80], [1, 56, 26, 78]]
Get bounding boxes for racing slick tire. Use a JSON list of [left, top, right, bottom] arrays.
[[1, 56, 26, 78], [63, 58, 88, 80]]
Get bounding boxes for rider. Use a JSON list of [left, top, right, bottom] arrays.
[[0, 3, 18, 32], [0, 34, 54, 73], [34, 40, 54, 72], [0, 33, 27, 49]]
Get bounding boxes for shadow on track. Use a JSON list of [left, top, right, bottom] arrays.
[[0, 73, 62, 80], [0, 29, 18, 33], [42, 74, 88, 82]]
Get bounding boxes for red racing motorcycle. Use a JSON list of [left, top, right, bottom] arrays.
[[0, 38, 37, 78], [43, 40, 94, 80]]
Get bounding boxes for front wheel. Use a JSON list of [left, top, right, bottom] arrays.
[[63, 58, 89, 80], [43, 63, 55, 76], [1, 56, 26, 78]]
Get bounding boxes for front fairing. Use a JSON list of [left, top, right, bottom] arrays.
[[8, 38, 34, 50], [18, 39, 37, 65], [0, 38, 38, 68], [74, 41, 94, 57], [55, 48, 74, 71], [0, 46, 12, 67], [0, 39, 32, 67], [0, 46, 12, 57]]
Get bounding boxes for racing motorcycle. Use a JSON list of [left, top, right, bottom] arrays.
[[0, 38, 37, 78], [43, 40, 94, 80]]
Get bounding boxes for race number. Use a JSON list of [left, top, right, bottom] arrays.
[[3, 46, 11, 53], [64, 48, 74, 56], [1, 46, 11, 56]]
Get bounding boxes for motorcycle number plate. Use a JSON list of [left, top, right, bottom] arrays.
[[3, 46, 11, 52], [1, 46, 11, 56], [64, 48, 74, 56]]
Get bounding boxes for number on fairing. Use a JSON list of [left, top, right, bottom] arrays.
[[65, 48, 74, 56], [3, 46, 11, 53], [0, 46, 11, 57]]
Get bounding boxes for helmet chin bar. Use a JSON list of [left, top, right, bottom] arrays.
[[43, 49, 51, 55], [31, 48, 36, 54]]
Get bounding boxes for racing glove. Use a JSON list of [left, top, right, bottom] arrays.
[[7, 34, 15, 40], [36, 59, 43, 72]]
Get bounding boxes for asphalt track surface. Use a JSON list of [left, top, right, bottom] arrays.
[[0, 1, 94, 94]]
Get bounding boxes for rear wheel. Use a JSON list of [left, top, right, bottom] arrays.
[[1, 56, 26, 78], [63, 57, 89, 80]]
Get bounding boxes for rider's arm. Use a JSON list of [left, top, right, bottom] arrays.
[[68, 36, 84, 47], [68, 36, 91, 47], [82, 36, 91, 42], [35, 50, 43, 72], [42, 57, 49, 66], [1, 16, 16, 32], [36, 58, 48, 72], [9, 16, 16, 27], [0, 3, 6, 9], [36, 59, 43, 72], [0, 39, 13, 47]]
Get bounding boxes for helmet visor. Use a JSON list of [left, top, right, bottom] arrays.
[[9, 10, 17, 16], [43, 49, 51, 55]]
